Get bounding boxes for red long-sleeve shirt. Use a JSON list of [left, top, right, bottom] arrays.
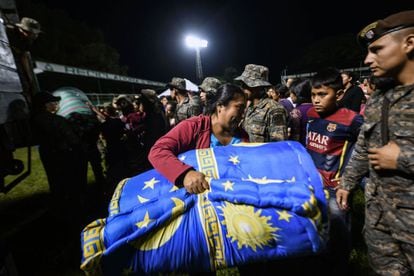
[[148, 115, 248, 185]]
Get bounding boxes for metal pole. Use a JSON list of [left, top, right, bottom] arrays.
[[195, 48, 203, 82]]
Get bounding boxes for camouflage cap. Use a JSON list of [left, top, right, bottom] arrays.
[[16, 17, 42, 34], [199, 77, 222, 96], [358, 10, 414, 46], [234, 64, 272, 88], [141, 89, 157, 97], [167, 77, 187, 91], [140, 89, 158, 104]]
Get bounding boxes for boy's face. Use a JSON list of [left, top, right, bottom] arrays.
[[200, 90, 207, 104], [311, 85, 339, 115]]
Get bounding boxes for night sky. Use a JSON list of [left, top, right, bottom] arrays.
[[33, 0, 413, 83]]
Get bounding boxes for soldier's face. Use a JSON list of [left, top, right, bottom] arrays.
[[242, 88, 252, 101], [241, 83, 261, 101], [200, 91, 207, 104], [364, 34, 406, 78], [170, 88, 177, 100], [311, 85, 338, 115]]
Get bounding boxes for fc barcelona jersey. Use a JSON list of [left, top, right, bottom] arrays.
[[306, 107, 363, 188]]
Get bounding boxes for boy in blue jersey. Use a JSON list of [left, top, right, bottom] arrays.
[[306, 68, 363, 275]]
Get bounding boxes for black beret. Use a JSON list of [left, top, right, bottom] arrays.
[[358, 10, 414, 46]]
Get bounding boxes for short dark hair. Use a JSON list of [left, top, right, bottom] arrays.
[[274, 83, 289, 98], [290, 78, 311, 104], [204, 84, 245, 115], [311, 67, 344, 92], [341, 71, 357, 84]]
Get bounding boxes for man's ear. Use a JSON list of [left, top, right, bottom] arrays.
[[405, 33, 414, 57]]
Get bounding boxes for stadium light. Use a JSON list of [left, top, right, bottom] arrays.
[[185, 35, 208, 81]]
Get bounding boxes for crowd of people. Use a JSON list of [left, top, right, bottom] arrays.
[[11, 9, 414, 275]]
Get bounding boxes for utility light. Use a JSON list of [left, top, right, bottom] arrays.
[[185, 35, 208, 49]]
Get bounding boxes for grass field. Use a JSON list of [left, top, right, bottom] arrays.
[[1, 147, 98, 275], [0, 147, 373, 275]]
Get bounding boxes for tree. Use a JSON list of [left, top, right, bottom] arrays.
[[288, 34, 365, 73], [221, 67, 239, 83], [15, 0, 128, 75]]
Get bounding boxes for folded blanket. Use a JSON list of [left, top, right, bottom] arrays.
[[81, 141, 328, 275]]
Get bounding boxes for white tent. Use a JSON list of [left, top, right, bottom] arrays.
[[184, 78, 199, 92], [158, 89, 171, 98], [157, 78, 199, 98]]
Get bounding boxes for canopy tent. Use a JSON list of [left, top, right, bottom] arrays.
[[184, 78, 199, 92], [53, 87, 93, 118], [157, 78, 199, 98], [158, 88, 171, 98]]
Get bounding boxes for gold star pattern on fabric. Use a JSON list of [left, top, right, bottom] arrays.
[[143, 177, 159, 190], [169, 185, 179, 192], [228, 155, 240, 165], [324, 189, 330, 201], [308, 185, 314, 192], [302, 202, 311, 214], [222, 180, 234, 191], [137, 195, 149, 203], [136, 211, 153, 228], [277, 210, 293, 222]]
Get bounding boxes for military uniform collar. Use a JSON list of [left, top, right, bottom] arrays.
[[394, 83, 414, 92], [255, 97, 271, 109], [178, 96, 190, 106]]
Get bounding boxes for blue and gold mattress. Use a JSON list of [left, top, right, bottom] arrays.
[[81, 141, 328, 275]]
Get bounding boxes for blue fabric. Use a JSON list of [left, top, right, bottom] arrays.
[[210, 133, 242, 147], [81, 141, 328, 274]]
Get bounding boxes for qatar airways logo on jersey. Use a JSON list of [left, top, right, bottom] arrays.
[[308, 131, 330, 151]]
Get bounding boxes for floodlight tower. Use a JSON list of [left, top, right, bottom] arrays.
[[185, 35, 208, 82]]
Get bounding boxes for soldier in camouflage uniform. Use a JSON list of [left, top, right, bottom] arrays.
[[167, 77, 201, 125], [235, 64, 287, 142], [199, 77, 222, 114], [336, 10, 414, 275]]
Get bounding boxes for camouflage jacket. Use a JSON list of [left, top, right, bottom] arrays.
[[175, 96, 201, 124], [242, 97, 288, 142], [341, 84, 414, 204]]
